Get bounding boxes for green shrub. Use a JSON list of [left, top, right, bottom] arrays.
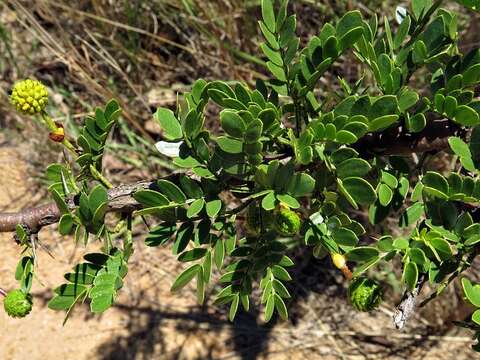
[[3, 0, 480, 351]]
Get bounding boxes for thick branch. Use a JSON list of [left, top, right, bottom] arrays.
[[356, 119, 462, 156], [0, 181, 154, 233]]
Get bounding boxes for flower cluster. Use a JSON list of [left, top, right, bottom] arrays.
[[348, 277, 383, 312], [3, 289, 33, 318], [10, 79, 48, 115], [273, 206, 301, 236]]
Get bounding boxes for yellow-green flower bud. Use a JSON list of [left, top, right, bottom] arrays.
[[273, 206, 301, 236], [331, 253, 352, 279], [10, 79, 48, 115], [348, 277, 383, 312], [3, 289, 33, 318], [331, 253, 347, 269]]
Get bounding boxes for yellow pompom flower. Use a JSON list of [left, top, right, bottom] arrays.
[[10, 79, 49, 115]]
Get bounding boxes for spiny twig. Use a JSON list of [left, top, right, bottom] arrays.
[[0, 180, 153, 233], [393, 275, 426, 330], [0, 176, 255, 234]]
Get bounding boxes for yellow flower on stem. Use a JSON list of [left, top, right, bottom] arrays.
[[10, 79, 78, 157]]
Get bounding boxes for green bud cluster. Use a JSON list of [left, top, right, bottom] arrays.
[[348, 277, 383, 312], [3, 289, 33, 318], [273, 206, 301, 236]]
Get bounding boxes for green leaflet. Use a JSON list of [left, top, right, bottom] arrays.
[[48, 249, 129, 319]]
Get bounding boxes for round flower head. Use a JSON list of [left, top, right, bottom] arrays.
[[348, 277, 383, 312], [10, 79, 48, 115], [3, 289, 33, 318], [273, 206, 301, 236]]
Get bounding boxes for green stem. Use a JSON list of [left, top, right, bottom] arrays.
[[225, 198, 254, 216], [126, 216, 132, 243], [105, 227, 113, 253], [89, 165, 113, 189], [124, 215, 133, 256], [41, 110, 57, 132], [276, 35, 302, 136], [293, 95, 301, 136], [404, 0, 445, 48], [61, 138, 78, 158], [420, 249, 479, 307], [402, 0, 446, 83]]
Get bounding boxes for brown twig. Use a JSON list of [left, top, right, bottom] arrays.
[[0, 180, 153, 233], [0, 175, 257, 234], [393, 275, 426, 330], [393, 248, 480, 329], [355, 119, 462, 156]]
